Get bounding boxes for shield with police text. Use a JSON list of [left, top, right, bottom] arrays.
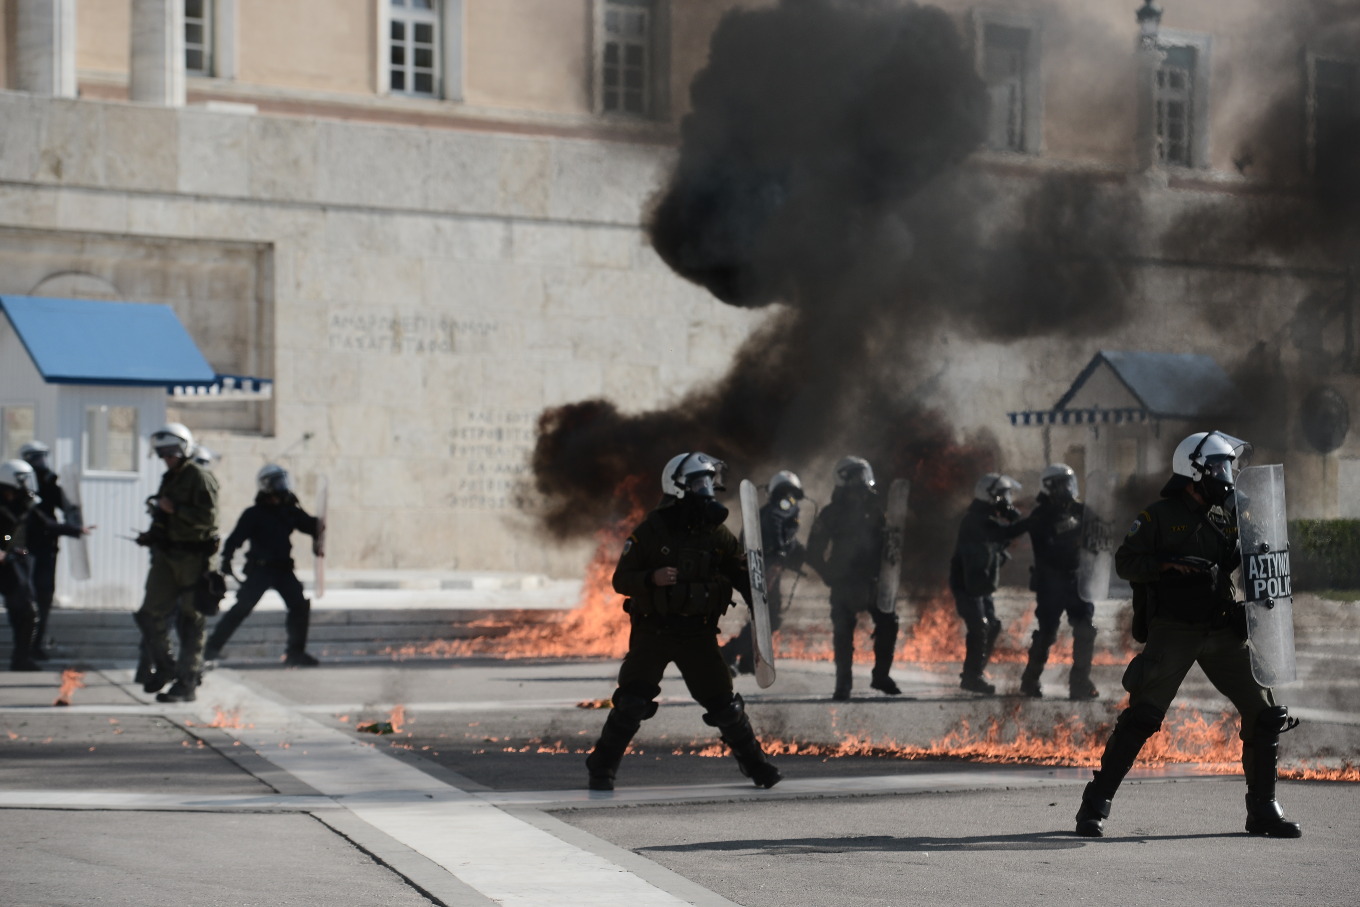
[[739, 479, 776, 688], [1234, 464, 1296, 686], [1077, 470, 1118, 602], [876, 479, 910, 613]]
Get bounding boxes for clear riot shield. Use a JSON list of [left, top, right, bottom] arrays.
[[739, 479, 776, 688], [876, 479, 910, 613], [59, 466, 91, 581], [1077, 470, 1118, 602], [313, 477, 328, 600], [1234, 465, 1296, 686]]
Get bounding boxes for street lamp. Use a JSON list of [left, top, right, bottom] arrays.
[[1137, 0, 1163, 49]]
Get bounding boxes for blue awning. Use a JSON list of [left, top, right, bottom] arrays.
[[0, 294, 216, 387]]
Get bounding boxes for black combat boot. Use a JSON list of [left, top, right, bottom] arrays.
[[1020, 629, 1054, 698], [959, 629, 994, 695], [1068, 622, 1099, 700], [156, 680, 197, 703], [705, 695, 782, 789], [1074, 704, 1164, 836], [1243, 706, 1302, 838], [870, 614, 901, 695], [585, 695, 654, 791]]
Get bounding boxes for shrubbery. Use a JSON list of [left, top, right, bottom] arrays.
[[1288, 520, 1360, 591]]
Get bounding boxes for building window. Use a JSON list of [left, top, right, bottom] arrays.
[[1309, 56, 1360, 181], [0, 405, 35, 460], [185, 0, 213, 76], [982, 24, 1029, 152], [598, 0, 659, 118], [390, 0, 441, 97], [1154, 45, 1197, 166], [85, 406, 138, 474]]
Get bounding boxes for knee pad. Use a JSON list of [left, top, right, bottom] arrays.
[[1118, 702, 1165, 740], [1071, 621, 1097, 642], [611, 692, 659, 724], [1032, 627, 1059, 647], [1254, 705, 1299, 738], [701, 693, 746, 728]]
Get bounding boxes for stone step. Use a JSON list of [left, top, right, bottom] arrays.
[[3, 607, 563, 664]]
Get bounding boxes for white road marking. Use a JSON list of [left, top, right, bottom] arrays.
[[188, 671, 721, 907]]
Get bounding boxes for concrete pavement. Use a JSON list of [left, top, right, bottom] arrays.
[[2, 620, 1357, 907]]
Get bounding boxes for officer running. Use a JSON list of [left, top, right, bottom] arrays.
[[18, 441, 93, 660], [205, 464, 322, 667], [585, 452, 782, 792], [807, 456, 901, 701], [133, 423, 220, 703], [949, 473, 1027, 695], [1020, 464, 1099, 700], [1074, 431, 1301, 838], [722, 469, 806, 676]]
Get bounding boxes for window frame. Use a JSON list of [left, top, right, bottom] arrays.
[[0, 404, 36, 461], [972, 9, 1044, 156], [1305, 51, 1360, 179], [83, 405, 140, 476], [1149, 30, 1212, 171], [593, 0, 669, 121], [377, 0, 464, 102], [184, 0, 213, 77]]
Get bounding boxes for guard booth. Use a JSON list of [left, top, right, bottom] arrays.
[[0, 295, 219, 609], [1008, 350, 1243, 491]]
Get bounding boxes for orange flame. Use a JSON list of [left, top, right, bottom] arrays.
[[389, 705, 406, 734], [53, 669, 85, 706], [209, 707, 245, 729]]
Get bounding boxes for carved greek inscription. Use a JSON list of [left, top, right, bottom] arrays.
[[448, 409, 538, 511], [328, 310, 499, 355]]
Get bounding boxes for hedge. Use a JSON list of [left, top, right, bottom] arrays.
[[1288, 520, 1360, 591]]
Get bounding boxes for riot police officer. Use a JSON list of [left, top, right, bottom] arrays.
[[18, 441, 91, 659], [1020, 464, 1099, 700], [205, 464, 322, 667], [0, 459, 42, 671], [1074, 431, 1301, 838], [133, 423, 220, 703], [807, 456, 900, 701], [586, 452, 782, 792], [722, 469, 806, 676], [949, 473, 1026, 695]]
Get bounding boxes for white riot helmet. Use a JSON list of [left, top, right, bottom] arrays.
[[974, 473, 1021, 506], [18, 440, 50, 470], [833, 456, 875, 488], [193, 446, 217, 469], [1171, 431, 1250, 505], [149, 423, 194, 460], [0, 459, 37, 499], [662, 452, 728, 499], [256, 464, 294, 495], [767, 470, 804, 499], [1040, 463, 1078, 501]]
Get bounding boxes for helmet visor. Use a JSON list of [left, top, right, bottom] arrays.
[[1203, 455, 1233, 488], [684, 472, 717, 498]]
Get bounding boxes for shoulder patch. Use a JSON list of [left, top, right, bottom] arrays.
[[1126, 518, 1143, 537], [621, 538, 634, 555]]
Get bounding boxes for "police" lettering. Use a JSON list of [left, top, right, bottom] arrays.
[[1246, 551, 1291, 601]]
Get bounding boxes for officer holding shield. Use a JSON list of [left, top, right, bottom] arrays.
[[1074, 431, 1301, 838], [585, 452, 782, 792]]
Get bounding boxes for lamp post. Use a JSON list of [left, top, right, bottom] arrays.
[[1135, 0, 1167, 170], [1137, 0, 1163, 50]]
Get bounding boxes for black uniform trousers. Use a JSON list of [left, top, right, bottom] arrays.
[[208, 564, 310, 654], [31, 546, 58, 651], [614, 618, 734, 713], [1, 553, 38, 666]]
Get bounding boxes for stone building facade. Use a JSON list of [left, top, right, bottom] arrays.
[[0, 1, 1357, 584]]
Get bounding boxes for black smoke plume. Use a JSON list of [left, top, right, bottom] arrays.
[[525, 0, 1179, 587]]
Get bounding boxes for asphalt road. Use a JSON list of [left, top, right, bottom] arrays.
[[1, 634, 1356, 907]]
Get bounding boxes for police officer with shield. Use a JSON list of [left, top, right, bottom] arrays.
[[1075, 431, 1301, 838], [1020, 464, 1099, 700], [585, 452, 781, 791], [722, 469, 805, 676], [950, 473, 1027, 695], [807, 456, 901, 701]]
